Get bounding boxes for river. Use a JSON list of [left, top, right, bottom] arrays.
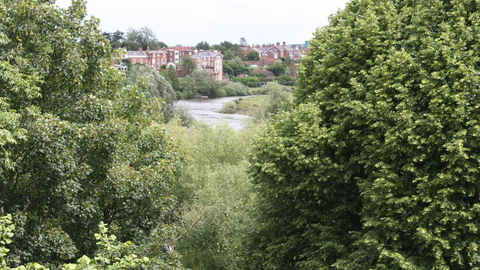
[[176, 96, 251, 130]]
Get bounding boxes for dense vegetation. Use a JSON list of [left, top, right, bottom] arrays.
[[4, 0, 480, 269], [246, 0, 480, 269], [1, 0, 182, 268]]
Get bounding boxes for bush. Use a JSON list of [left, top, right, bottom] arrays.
[[218, 100, 237, 114], [275, 75, 296, 86], [214, 88, 227, 97], [222, 81, 249, 96], [230, 77, 260, 87], [175, 91, 184, 100], [172, 105, 196, 127]]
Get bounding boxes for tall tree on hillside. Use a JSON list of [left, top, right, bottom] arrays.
[[182, 54, 196, 76], [239, 37, 248, 46], [196, 41, 210, 50], [0, 0, 181, 267], [245, 50, 259, 61], [103, 30, 125, 49], [123, 27, 167, 50], [244, 0, 480, 269], [168, 65, 180, 91]]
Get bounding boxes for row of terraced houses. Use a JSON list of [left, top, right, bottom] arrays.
[[123, 42, 308, 81]]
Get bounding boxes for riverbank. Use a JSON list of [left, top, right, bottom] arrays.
[[234, 95, 266, 116], [176, 96, 251, 130]]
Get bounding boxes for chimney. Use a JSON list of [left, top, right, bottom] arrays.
[[147, 46, 150, 51], [276, 42, 280, 45], [283, 41, 286, 46], [139, 47, 143, 51]]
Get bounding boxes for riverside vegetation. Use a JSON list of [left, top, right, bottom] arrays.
[[4, 0, 480, 269]]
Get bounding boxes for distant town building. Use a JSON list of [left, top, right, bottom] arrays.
[[124, 47, 224, 81], [241, 41, 309, 65], [191, 50, 224, 81]]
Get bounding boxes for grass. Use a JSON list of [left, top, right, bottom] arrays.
[[235, 95, 266, 116]]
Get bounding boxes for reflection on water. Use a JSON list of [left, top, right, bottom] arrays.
[[176, 96, 251, 130]]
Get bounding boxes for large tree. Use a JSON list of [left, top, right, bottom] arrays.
[[192, 69, 220, 97], [182, 54, 196, 76], [246, 0, 480, 269], [245, 50, 259, 61], [0, 0, 181, 267], [196, 41, 210, 50], [122, 27, 167, 50], [128, 65, 177, 121]]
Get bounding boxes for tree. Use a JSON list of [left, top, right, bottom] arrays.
[[196, 41, 210, 50], [245, 50, 259, 61], [182, 54, 196, 76], [266, 60, 289, 76], [212, 41, 242, 60], [239, 37, 247, 47], [122, 27, 167, 50], [245, 0, 480, 269], [192, 69, 220, 97], [179, 75, 196, 98], [167, 65, 180, 91], [0, 0, 181, 267], [127, 65, 177, 121], [226, 57, 247, 77], [103, 30, 125, 49], [164, 121, 260, 270]]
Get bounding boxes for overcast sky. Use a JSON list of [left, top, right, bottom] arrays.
[[55, 0, 351, 47]]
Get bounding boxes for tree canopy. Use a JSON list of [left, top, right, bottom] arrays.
[[1, 0, 181, 267], [196, 41, 210, 50], [245, 50, 260, 61], [182, 54, 196, 76], [120, 27, 167, 50], [246, 0, 480, 269]]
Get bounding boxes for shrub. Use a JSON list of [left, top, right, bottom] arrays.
[[218, 101, 237, 114], [222, 81, 249, 96], [214, 88, 227, 97]]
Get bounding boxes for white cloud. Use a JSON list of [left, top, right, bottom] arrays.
[[55, 0, 350, 46]]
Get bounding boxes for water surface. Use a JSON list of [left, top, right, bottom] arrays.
[[176, 96, 251, 129]]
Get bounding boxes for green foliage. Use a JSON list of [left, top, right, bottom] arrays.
[[168, 65, 180, 91], [103, 30, 125, 50], [218, 101, 237, 114], [214, 88, 227, 98], [0, 0, 182, 267], [195, 41, 210, 50], [122, 27, 167, 50], [128, 64, 177, 122], [1, 215, 176, 270], [164, 121, 260, 270], [160, 70, 173, 84], [247, 0, 480, 269], [212, 42, 242, 60], [181, 54, 196, 76], [221, 81, 250, 96], [228, 57, 248, 76], [179, 75, 196, 98], [192, 69, 221, 97], [266, 60, 290, 76], [252, 82, 292, 122], [275, 75, 296, 86], [245, 50, 259, 61], [230, 77, 260, 87]]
